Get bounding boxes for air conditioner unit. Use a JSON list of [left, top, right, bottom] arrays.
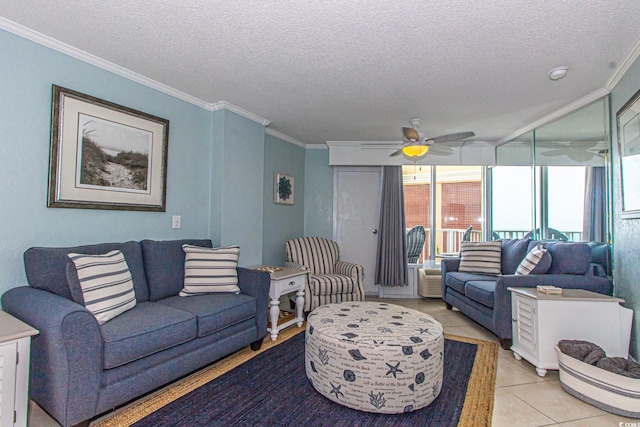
[[418, 266, 442, 298]]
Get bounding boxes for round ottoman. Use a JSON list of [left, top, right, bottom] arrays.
[[305, 301, 444, 413]]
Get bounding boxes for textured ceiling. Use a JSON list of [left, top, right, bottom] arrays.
[[2, 1, 640, 145]]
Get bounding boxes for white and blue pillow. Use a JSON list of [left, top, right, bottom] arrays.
[[458, 241, 502, 275], [67, 250, 137, 324], [516, 244, 552, 275], [179, 244, 241, 296]]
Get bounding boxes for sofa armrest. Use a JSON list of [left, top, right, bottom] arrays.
[[492, 274, 613, 341], [284, 261, 308, 271], [335, 261, 364, 282], [441, 258, 461, 299], [1, 286, 103, 427], [236, 268, 270, 337], [441, 257, 461, 274]]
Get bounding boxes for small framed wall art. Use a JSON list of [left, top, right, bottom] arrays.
[[48, 85, 169, 211], [274, 172, 294, 205]]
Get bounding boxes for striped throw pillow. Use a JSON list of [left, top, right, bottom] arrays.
[[516, 244, 550, 275], [458, 241, 502, 275], [180, 245, 241, 296], [68, 250, 137, 324]]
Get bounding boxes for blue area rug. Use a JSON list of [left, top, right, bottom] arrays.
[[110, 330, 496, 427]]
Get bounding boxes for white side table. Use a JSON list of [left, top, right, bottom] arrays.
[[508, 287, 633, 377], [266, 268, 306, 341], [0, 310, 38, 427]]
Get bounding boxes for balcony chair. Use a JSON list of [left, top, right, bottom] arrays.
[[406, 225, 426, 263], [523, 227, 569, 241], [462, 225, 473, 242], [285, 237, 365, 312]]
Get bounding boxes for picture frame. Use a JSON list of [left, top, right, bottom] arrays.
[[48, 85, 169, 211], [617, 88, 640, 219], [274, 172, 294, 205]]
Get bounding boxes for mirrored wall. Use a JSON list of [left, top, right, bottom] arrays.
[[492, 97, 611, 243]]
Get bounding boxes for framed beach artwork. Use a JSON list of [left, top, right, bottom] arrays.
[[617, 88, 640, 219], [274, 172, 294, 205], [48, 85, 169, 211]]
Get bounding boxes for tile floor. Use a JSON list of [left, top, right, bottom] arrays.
[[27, 297, 638, 427]]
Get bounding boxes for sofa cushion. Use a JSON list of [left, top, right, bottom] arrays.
[[141, 239, 213, 301], [24, 241, 149, 302], [445, 272, 497, 295], [464, 280, 496, 309], [500, 238, 531, 275], [67, 250, 137, 324], [100, 301, 196, 369], [157, 293, 256, 337], [459, 241, 501, 275], [179, 245, 241, 296], [529, 241, 591, 275], [515, 244, 552, 275]]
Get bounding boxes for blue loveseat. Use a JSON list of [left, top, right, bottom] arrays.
[[441, 239, 612, 349], [1, 239, 270, 427]]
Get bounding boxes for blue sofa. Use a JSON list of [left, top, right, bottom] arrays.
[[441, 239, 612, 349], [1, 239, 270, 427]]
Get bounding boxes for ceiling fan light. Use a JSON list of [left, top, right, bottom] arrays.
[[402, 145, 429, 160]]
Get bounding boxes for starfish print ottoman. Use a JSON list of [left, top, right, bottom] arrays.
[[305, 301, 444, 413]]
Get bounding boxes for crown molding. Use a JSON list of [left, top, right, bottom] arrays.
[[326, 141, 400, 147], [497, 88, 610, 146], [264, 128, 305, 147], [606, 36, 640, 91], [0, 17, 212, 110], [0, 17, 276, 127], [210, 101, 270, 126], [306, 144, 328, 150]]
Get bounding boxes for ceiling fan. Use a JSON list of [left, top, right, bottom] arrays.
[[390, 118, 475, 160], [535, 139, 608, 162]]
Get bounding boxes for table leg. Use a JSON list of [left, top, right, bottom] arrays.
[[295, 289, 304, 327], [269, 299, 280, 341]]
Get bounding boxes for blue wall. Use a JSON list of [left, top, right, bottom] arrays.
[[0, 30, 213, 297], [219, 110, 266, 266], [262, 134, 305, 265], [304, 148, 334, 238], [610, 56, 640, 360], [0, 28, 312, 298]]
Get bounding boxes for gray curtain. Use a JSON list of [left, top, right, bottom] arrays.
[[375, 166, 408, 287], [583, 166, 606, 242]]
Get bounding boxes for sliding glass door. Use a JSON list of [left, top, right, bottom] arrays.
[[403, 165, 483, 262]]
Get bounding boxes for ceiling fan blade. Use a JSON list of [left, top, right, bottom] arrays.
[[430, 131, 475, 144], [390, 148, 405, 157], [403, 127, 420, 141], [426, 145, 454, 156]]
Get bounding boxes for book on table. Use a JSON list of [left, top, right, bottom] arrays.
[[536, 285, 562, 295]]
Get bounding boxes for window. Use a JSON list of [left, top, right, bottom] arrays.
[[403, 165, 483, 262], [491, 166, 589, 242]]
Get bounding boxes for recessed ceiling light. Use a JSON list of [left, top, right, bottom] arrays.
[[548, 66, 569, 81]]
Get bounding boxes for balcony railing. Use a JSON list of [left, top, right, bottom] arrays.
[[410, 228, 583, 263]]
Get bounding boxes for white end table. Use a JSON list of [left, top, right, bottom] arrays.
[[265, 268, 306, 340], [0, 311, 38, 427], [509, 287, 633, 377]]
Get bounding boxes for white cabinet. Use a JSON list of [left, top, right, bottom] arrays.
[[509, 288, 633, 377], [0, 311, 38, 427]]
